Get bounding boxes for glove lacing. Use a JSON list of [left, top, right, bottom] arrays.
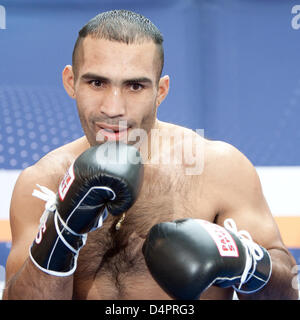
[[32, 184, 88, 251], [32, 184, 57, 228], [223, 218, 264, 289], [32, 184, 108, 234]]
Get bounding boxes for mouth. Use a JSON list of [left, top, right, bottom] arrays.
[[95, 122, 130, 142]]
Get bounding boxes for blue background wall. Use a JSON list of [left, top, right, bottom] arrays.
[[1, 0, 300, 295], [1, 0, 300, 170]]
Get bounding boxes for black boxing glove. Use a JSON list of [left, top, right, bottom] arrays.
[[30, 142, 144, 276], [142, 218, 272, 300]]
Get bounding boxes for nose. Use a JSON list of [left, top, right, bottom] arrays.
[[100, 87, 126, 118]]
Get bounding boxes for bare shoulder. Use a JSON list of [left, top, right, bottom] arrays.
[[34, 136, 89, 177], [202, 139, 265, 213], [203, 140, 284, 248], [157, 120, 205, 153], [14, 136, 88, 194], [158, 121, 257, 184], [203, 139, 261, 193], [157, 120, 198, 136]]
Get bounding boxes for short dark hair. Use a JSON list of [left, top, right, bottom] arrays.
[[72, 10, 164, 80]]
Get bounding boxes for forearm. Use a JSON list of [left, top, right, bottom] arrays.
[[3, 258, 73, 300], [238, 248, 299, 300]]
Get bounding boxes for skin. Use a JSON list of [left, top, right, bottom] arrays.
[[3, 37, 298, 300], [66, 37, 167, 147]]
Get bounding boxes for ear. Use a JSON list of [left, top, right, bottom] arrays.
[[62, 65, 76, 99], [156, 75, 170, 107]]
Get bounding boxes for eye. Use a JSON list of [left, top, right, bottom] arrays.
[[129, 83, 144, 91], [89, 80, 104, 88]]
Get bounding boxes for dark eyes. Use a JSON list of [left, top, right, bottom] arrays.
[[129, 83, 144, 91], [89, 80, 104, 87], [88, 80, 144, 91]]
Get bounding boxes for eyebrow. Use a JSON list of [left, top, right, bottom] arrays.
[[80, 72, 153, 85]]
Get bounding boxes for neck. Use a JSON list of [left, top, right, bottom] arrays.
[[139, 119, 166, 165]]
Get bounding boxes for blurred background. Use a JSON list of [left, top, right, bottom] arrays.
[[0, 0, 300, 297]]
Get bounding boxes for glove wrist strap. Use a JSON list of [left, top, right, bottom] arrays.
[[30, 210, 87, 277], [234, 246, 272, 294], [224, 219, 272, 294]]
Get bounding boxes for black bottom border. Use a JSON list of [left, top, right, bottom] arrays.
[[0, 300, 298, 318]]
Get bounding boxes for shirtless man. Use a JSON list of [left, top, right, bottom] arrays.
[[3, 10, 298, 300]]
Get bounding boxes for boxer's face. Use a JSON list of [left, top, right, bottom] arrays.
[[63, 37, 169, 146]]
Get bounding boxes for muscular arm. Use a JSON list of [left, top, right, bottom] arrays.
[[3, 164, 74, 300], [212, 142, 298, 300]]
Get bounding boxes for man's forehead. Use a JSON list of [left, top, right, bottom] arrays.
[[77, 36, 159, 77], [81, 36, 157, 57]]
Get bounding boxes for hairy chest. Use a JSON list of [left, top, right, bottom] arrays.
[[73, 164, 216, 298]]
